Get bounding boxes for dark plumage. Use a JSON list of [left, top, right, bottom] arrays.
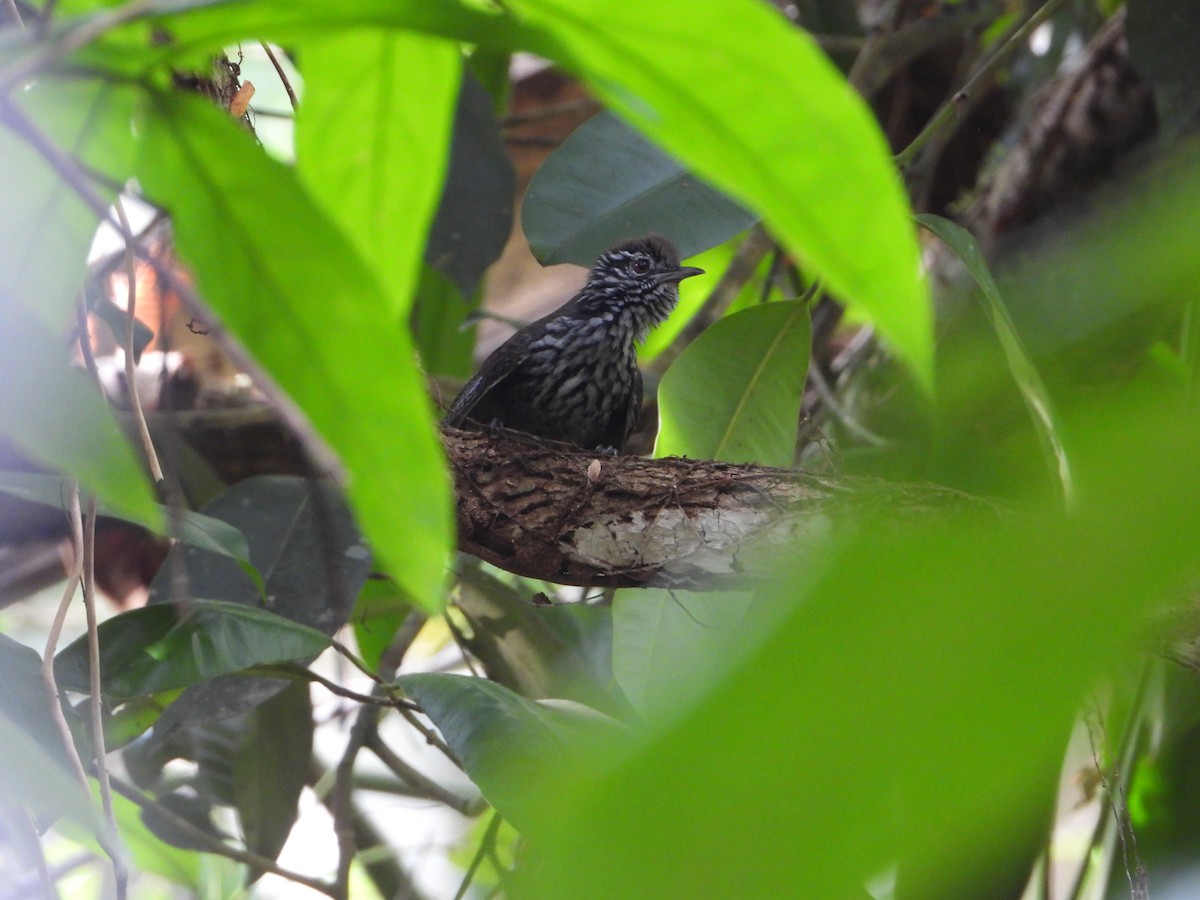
[[445, 234, 703, 452]]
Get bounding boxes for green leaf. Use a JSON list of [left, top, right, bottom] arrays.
[[351, 578, 414, 672], [397, 672, 624, 832], [132, 92, 451, 611], [0, 471, 256, 583], [611, 589, 753, 718], [507, 0, 932, 391], [0, 304, 161, 529], [55, 600, 332, 701], [656, 300, 811, 466], [136, 477, 369, 727], [233, 680, 312, 880], [917, 214, 1073, 508], [456, 570, 625, 714], [523, 110, 757, 265], [294, 29, 461, 316]]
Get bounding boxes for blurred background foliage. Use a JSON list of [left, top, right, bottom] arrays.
[[2, 0, 1200, 898]]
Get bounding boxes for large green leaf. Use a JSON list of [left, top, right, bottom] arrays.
[[522, 110, 757, 266], [55, 600, 332, 701], [508, 0, 931, 391], [131, 92, 451, 611], [655, 300, 811, 466], [397, 672, 624, 832], [294, 29, 460, 316], [138, 476, 370, 728]]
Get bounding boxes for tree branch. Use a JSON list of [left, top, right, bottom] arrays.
[[444, 427, 992, 590]]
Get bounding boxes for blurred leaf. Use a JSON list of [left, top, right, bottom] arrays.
[[535, 604, 620, 702], [0, 471, 257, 586], [0, 633, 78, 777], [611, 589, 753, 718], [0, 77, 131, 324], [425, 72, 516, 297], [139, 790, 228, 853], [656, 300, 811, 465], [0, 304, 160, 529], [103, 691, 182, 750], [352, 578, 414, 672], [0, 707, 101, 837], [133, 91, 450, 612], [55, 600, 332, 701], [295, 29, 460, 316], [397, 672, 625, 832], [112, 790, 201, 887], [523, 110, 757, 266], [521, 395, 1200, 897], [507, 0, 931, 391], [918, 214, 1073, 508], [233, 680, 312, 880]]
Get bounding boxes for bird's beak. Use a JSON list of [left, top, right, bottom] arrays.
[[657, 266, 705, 284]]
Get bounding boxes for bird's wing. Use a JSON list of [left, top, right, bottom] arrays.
[[443, 327, 540, 428]]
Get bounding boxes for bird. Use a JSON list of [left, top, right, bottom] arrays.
[[444, 234, 704, 453]]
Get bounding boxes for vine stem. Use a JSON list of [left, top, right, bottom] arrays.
[[80, 494, 127, 899], [893, 0, 1070, 170], [258, 41, 299, 111], [113, 195, 165, 486]]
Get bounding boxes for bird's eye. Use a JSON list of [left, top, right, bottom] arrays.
[[631, 257, 651, 275]]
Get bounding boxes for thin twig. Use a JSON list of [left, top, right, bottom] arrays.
[[40, 480, 90, 795], [330, 638, 385, 685], [893, 0, 1070, 169], [113, 196, 165, 486], [1, 0, 24, 30], [108, 776, 337, 897], [453, 811, 503, 900], [366, 731, 484, 817], [80, 495, 126, 900], [330, 611, 432, 898], [248, 664, 418, 710], [331, 706, 375, 897], [258, 40, 298, 111]]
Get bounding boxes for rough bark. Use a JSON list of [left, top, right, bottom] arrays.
[[443, 427, 990, 589]]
